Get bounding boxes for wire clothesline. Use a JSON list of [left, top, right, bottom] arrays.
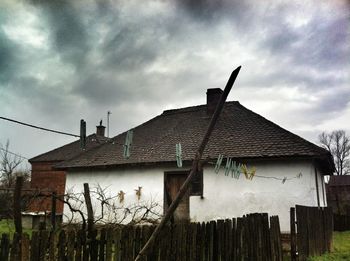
[[207, 157, 303, 183]]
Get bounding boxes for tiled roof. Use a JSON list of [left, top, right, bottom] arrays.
[[56, 101, 333, 170], [29, 134, 110, 163], [327, 175, 350, 186]]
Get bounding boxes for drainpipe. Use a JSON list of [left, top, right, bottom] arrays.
[[314, 165, 320, 208]]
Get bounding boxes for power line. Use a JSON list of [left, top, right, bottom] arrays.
[[0, 116, 80, 138], [0, 147, 28, 160]]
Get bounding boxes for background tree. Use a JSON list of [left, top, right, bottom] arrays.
[[319, 130, 350, 175], [0, 140, 30, 218], [0, 140, 25, 187]]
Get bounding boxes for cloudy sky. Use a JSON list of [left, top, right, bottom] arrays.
[[0, 0, 349, 167]]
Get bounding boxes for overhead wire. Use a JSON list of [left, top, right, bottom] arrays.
[[0, 116, 80, 138], [0, 147, 28, 160]]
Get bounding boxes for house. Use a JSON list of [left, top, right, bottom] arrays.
[[326, 175, 350, 215], [56, 88, 334, 232], [25, 122, 109, 228]]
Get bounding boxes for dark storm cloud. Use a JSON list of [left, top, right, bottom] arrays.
[[261, 23, 300, 53], [29, 0, 90, 67], [317, 88, 350, 114], [174, 0, 252, 24], [102, 27, 159, 71], [241, 68, 346, 90], [0, 28, 17, 84], [175, 0, 226, 20], [289, 87, 350, 126], [294, 16, 350, 70], [8, 76, 76, 121], [1, 0, 349, 160], [261, 14, 350, 70]]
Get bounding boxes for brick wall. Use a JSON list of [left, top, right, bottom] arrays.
[[29, 161, 66, 214]]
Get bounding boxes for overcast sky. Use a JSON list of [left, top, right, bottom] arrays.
[[0, 0, 349, 168]]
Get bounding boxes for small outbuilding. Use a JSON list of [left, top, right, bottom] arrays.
[[326, 175, 350, 215], [24, 123, 109, 228]]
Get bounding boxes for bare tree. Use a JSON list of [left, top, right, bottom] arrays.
[[0, 140, 23, 188], [36, 184, 162, 229], [319, 130, 350, 175]]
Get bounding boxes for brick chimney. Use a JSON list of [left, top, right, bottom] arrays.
[[96, 120, 106, 137], [206, 88, 223, 114]]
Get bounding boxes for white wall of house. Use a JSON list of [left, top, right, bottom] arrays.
[[64, 159, 326, 232], [191, 160, 326, 232]]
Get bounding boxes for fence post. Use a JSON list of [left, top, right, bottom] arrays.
[[290, 207, 297, 261], [13, 176, 23, 235]]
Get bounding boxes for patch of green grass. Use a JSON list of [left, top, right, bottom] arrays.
[[0, 219, 16, 234], [308, 231, 350, 261], [0, 219, 32, 238]]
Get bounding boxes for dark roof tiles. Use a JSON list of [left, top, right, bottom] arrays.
[[57, 102, 331, 169], [29, 134, 110, 163]]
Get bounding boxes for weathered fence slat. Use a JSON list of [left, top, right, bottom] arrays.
[[58, 230, 66, 261], [99, 228, 106, 261], [9, 233, 20, 261], [74, 230, 83, 261], [90, 229, 99, 261], [39, 230, 50, 261], [270, 215, 282, 261], [231, 218, 236, 261], [105, 228, 113, 261], [113, 227, 121, 261], [21, 233, 30, 261], [236, 217, 243, 261], [0, 233, 10, 261], [334, 214, 350, 231], [48, 232, 57, 261], [66, 230, 75, 261], [31, 231, 40, 261]]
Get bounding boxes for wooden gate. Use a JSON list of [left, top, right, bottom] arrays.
[[290, 205, 333, 261]]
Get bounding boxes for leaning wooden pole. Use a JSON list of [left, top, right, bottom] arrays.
[[14, 176, 23, 235], [83, 183, 94, 237], [135, 66, 241, 261], [51, 191, 57, 231]]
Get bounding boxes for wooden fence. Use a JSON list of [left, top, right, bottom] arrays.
[[290, 205, 333, 261], [333, 214, 350, 231], [0, 213, 282, 261]]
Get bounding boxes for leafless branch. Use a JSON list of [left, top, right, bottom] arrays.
[[319, 130, 350, 175]]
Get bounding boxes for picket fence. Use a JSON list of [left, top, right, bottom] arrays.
[[0, 213, 282, 261]]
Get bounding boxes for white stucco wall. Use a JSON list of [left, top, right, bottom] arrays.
[[191, 160, 326, 232], [64, 159, 325, 232]]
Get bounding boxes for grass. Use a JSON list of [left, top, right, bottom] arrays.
[[0, 219, 32, 238], [308, 231, 350, 261]]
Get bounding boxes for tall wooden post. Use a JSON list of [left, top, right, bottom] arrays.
[[290, 207, 297, 261], [83, 183, 94, 236], [14, 176, 23, 235], [135, 66, 241, 261]]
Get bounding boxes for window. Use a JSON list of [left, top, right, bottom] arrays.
[[191, 170, 203, 197]]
